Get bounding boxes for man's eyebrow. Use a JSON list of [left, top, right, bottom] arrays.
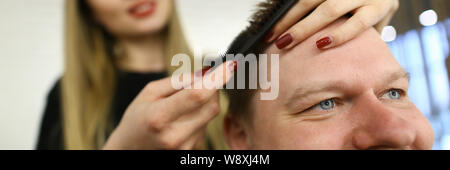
[[285, 70, 410, 108], [378, 70, 410, 90], [390, 71, 410, 84]]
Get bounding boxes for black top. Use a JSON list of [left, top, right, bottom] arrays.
[[36, 71, 167, 150]]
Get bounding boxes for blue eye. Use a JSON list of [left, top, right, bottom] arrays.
[[382, 89, 402, 100], [317, 99, 335, 110]]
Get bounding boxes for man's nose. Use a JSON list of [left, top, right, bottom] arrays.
[[351, 95, 416, 150]]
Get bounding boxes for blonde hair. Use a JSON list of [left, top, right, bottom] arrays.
[[62, 0, 192, 149]]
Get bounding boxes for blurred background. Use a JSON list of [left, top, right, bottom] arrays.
[[0, 0, 449, 149], [382, 0, 450, 149], [0, 0, 262, 150]]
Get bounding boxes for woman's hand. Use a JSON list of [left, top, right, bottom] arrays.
[[104, 61, 236, 150], [267, 0, 399, 50]]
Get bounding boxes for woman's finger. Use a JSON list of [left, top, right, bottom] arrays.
[[274, 0, 364, 50], [148, 60, 235, 131], [266, 0, 325, 42], [176, 94, 218, 150], [174, 96, 219, 148], [374, 11, 394, 32], [138, 71, 194, 102], [157, 96, 220, 149], [179, 127, 207, 150], [374, 0, 399, 32], [139, 66, 213, 102], [318, 5, 387, 50]]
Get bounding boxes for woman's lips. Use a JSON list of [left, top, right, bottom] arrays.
[[129, 0, 156, 19]]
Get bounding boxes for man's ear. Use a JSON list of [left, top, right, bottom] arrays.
[[223, 114, 250, 150]]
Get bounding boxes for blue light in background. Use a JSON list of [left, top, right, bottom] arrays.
[[387, 18, 450, 150]]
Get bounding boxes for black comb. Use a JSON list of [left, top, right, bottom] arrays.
[[224, 0, 298, 56], [208, 0, 298, 68]]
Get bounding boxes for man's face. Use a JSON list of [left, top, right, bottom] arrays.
[[228, 20, 434, 150]]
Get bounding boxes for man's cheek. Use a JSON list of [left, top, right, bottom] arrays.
[[275, 123, 344, 149]]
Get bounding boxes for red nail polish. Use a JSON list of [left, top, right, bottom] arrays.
[[316, 36, 333, 50], [275, 33, 293, 49], [228, 61, 238, 72], [202, 66, 212, 76], [233, 60, 238, 72], [263, 30, 274, 42], [195, 66, 212, 77]]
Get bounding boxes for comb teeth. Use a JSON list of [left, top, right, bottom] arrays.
[[248, 0, 281, 34], [222, 0, 298, 61], [247, 0, 291, 34]]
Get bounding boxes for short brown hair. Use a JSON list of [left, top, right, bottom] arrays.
[[224, 0, 286, 120]]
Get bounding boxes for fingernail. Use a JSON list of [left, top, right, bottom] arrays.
[[195, 66, 212, 77], [228, 61, 238, 72], [202, 66, 212, 76], [275, 33, 293, 49], [263, 30, 274, 42], [316, 36, 333, 50], [233, 60, 238, 72]]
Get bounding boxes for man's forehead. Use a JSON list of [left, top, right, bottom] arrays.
[[265, 18, 349, 57], [265, 26, 404, 100], [280, 27, 396, 74]]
